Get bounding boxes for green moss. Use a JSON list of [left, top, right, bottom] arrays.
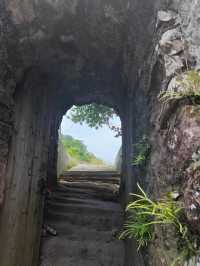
[[133, 137, 151, 167]]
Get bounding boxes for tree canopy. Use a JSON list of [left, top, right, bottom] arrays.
[[67, 104, 121, 137], [68, 104, 115, 129]]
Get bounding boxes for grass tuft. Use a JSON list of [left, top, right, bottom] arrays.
[[158, 70, 200, 104], [120, 184, 200, 265]]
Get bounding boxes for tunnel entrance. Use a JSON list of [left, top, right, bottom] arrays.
[[0, 63, 135, 266]]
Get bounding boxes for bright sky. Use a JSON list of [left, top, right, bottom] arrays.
[[61, 114, 122, 164]]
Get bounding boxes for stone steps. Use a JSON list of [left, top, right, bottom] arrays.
[[47, 202, 121, 214], [61, 170, 120, 177], [45, 221, 118, 238], [40, 238, 123, 266], [58, 181, 119, 193], [40, 171, 124, 266], [54, 184, 119, 201], [49, 195, 117, 205], [46, 210, 122, 229], [60, 171, 121, 185]]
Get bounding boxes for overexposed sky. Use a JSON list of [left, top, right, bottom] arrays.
[[61, 114, 121, 164]]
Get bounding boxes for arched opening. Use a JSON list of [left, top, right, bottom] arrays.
[[58, 104, 122, 173], [0, 63, 135, 266]]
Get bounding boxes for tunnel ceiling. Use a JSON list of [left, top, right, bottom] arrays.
[[6, 0, 130, 108], [4, 0, 163, 112]]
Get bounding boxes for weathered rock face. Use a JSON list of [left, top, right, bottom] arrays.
[[147, 104, 200, 265], [0, 0, 200, 266], [142, 5, 200, 266], [170, 0, 200, 69]]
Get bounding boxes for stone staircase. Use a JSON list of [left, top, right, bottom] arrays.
[[40, 171, 124, 266]]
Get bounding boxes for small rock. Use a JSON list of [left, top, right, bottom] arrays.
[[157, 10, 181, 27], [160, 28, 182, 48], [157, 11, 176, 23], [164, 54, 184, 77], [170, 191, 180, 200]]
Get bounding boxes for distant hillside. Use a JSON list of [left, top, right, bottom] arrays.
[[60, 134, 104, 169]]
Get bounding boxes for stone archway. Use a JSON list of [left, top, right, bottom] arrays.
[[3, 59, 141, 265], [0, 65, 135, 266]]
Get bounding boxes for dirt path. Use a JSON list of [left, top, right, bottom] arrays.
[[40, 170, 124, 266]]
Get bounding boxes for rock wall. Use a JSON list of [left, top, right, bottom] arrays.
[[139, 5, 200, 266], [170, 0, 200, 69]]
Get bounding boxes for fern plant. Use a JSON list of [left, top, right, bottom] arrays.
[[120, 184, 184, 249], [133, 138, 151, 166], [120, 184, 200, 265], [158, 70, 200, 103]]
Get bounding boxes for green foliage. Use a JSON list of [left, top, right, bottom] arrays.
[[65, 158, 77, 170], [120, 184, 200, 265], [174, 231, 200, 266], [68, 104, 115, 129], [120, 184, 184, 249], [67, 104, 122, 136], [61, 134, 103, 165], [159, 70, 200, 103], [133, 138, 151, 166]]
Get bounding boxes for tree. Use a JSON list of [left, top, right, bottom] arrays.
[[67, 104, 121, 137]]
